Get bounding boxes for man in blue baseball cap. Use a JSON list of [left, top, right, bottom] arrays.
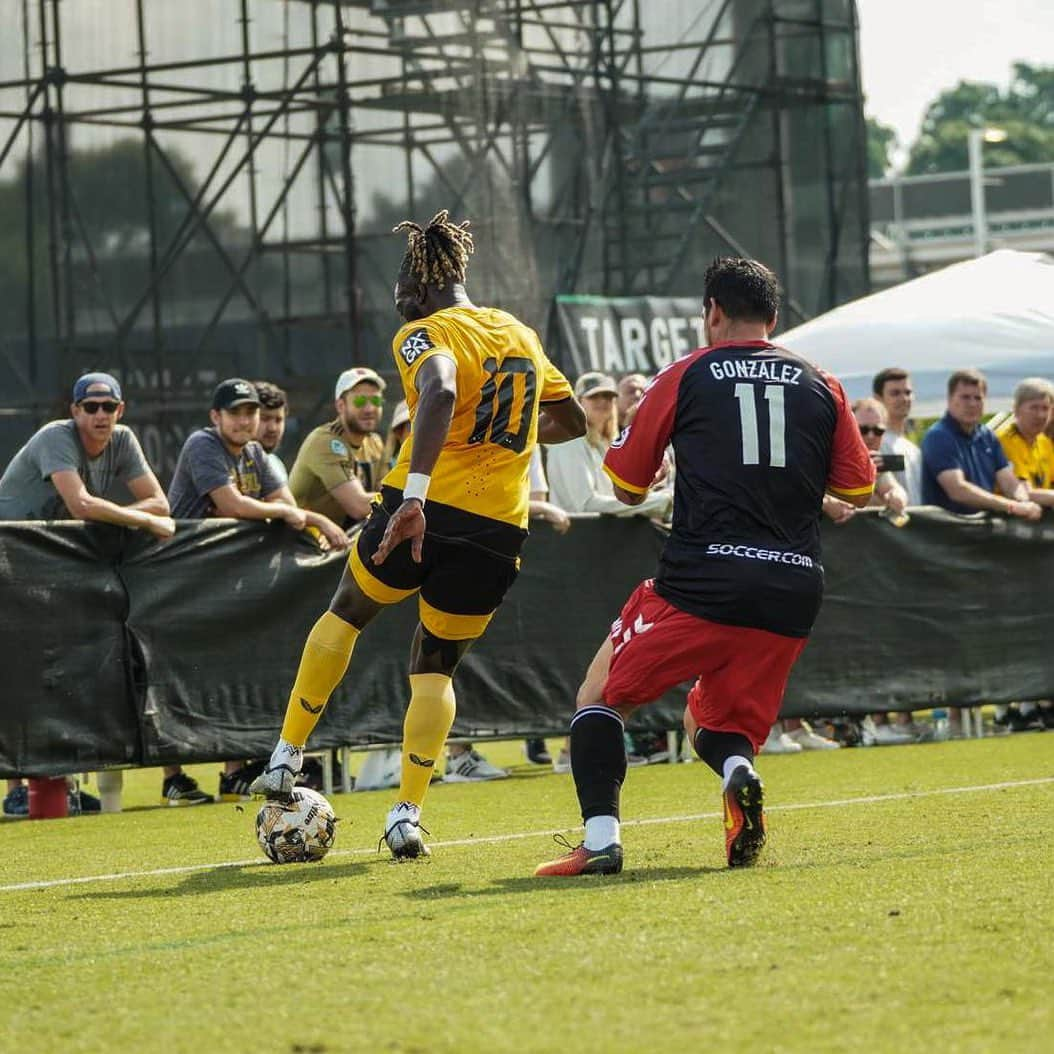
[[0, 371, 176, 818], [0, 371, 173, 537]]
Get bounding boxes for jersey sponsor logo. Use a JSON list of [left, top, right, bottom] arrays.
[[330, 439, 349, 457], [398, 328, 434, 367], [611, 424, 631, 449], [709, 359, 803, 385], [706, 542, 814, 568]]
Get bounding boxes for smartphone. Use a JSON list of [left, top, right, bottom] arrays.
[[875, 453, 905, 473]]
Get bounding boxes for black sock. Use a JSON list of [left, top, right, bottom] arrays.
[[693, 727, 754, 778], [570, 705, 627, 821]]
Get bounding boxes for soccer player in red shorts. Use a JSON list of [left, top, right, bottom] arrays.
[[535, 257, 875, 876]]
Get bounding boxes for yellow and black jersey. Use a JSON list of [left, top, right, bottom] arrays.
[[383, 305, 573, 529]]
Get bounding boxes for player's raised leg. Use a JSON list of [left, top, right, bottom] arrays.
[[252, 555, 385, 800]]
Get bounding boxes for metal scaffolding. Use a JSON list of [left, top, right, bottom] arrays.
[[0, 0, 868, 473]]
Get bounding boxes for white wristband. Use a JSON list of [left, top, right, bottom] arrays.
[[403, 472, 431, 503]]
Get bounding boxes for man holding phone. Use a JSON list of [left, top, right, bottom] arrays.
[[853, 398, 908, 517], [872, 367, 922, 504]]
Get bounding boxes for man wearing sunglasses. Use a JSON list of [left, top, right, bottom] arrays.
[[0, 371, 175, 818], [853, 398, 908, 517], [288, 367, 387, 528], [0, 372, 173, 539]]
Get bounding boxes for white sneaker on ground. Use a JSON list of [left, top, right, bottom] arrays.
[[383, 801, 429, 860], [862, 716, 915, 746], [552, 749, 571, 774], [355, 747, 402, 791], [785, 725, 841, 751], [760, 728, 803, 755], [249, 740, 303, 800], [443, 749, 508, 782]]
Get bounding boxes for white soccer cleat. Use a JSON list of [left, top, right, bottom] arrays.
[[250, 740, 303, 801], [383, 801, 430, 860]]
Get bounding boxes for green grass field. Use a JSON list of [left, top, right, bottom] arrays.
[[2, 735, 1052, 1053]]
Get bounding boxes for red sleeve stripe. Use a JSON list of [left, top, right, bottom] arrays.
[[603, 463, 649, 495], [829, 483, 875, 497]]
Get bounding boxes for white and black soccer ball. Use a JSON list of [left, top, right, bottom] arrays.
[[256, 787, 337, 864]]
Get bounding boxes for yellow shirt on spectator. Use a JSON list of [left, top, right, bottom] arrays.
[[995, 419, 1054, 489], [288, 420, 385, 526], [383, 306, 573, 528]]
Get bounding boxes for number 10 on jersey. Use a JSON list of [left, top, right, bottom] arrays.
[[734, 383, 786, 468], [469, 357, 537, 454]]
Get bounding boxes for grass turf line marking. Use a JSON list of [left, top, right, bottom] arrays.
[[2, 775, 1051, 894]]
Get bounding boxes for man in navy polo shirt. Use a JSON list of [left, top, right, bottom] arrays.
[[921, 368, 1041, 520]]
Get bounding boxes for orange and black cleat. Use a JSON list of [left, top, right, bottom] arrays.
[[724, 765, 766, 868], [534, 835, 623, 877]]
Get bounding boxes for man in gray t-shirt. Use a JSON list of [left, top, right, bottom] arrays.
[[0, 371, 173, 539], [0, 372, 178, 819]]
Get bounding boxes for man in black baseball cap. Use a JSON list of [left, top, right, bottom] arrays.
[[211, 377, 261, 412]]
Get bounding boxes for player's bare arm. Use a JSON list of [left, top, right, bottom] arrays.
[[537, 396, 586, 444], [374, 354, 458, 566], [612, 483, 646, 507]]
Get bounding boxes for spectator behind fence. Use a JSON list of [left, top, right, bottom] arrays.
[[546, 371, 672, 520], [853, 398, 908, 517], [254, 380, 290, 487], [921, 368, 1041, 520], [872, 367, 923, 504], [167, 378, 347, 803], [995, 377, 1054, 509], [0, 372, 173, 537], [288, 367, 387, 528], [0, 370, 173, 817], [168, 379, 349, 548], [617, 373, 649, 428], [383, 399, 411, 469]]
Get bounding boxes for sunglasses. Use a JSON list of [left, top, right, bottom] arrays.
[[80, 400, 120, 415], [859, 424, 886, 437], [350, 394, 383, 408]]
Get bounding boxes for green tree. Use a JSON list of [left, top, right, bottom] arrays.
[[906, 62, 1054, 174], [866, 115, 897, 178]]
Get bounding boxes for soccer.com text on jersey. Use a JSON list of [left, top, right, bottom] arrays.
[[706, 543, 814, 568]]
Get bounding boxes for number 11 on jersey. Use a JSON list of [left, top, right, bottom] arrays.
[[735, 383, 786, 468]]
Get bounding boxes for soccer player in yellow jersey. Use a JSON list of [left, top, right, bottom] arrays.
[[252, 210, 585, 858]]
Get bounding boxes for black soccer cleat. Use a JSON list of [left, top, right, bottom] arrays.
[[723, 765, 766, 868]]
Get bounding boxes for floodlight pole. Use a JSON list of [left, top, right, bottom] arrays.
[[968, 128, 988, 258]]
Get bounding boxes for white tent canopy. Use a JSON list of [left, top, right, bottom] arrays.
[[777, 250, 1054, 415]]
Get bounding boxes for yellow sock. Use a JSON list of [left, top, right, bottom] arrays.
[[398, 673, 456, 808], [279, 611, 359, 747]]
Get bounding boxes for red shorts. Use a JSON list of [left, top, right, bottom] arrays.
[[602, 580, 807, 753]]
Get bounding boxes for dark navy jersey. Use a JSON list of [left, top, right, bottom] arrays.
[[604, 340, 874, 637]]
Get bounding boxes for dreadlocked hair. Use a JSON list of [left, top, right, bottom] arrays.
[[393, 209, 474, 290]]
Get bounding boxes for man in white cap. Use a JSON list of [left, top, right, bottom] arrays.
[[288, 367, 387, 528]]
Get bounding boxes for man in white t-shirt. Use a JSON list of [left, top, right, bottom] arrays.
[[872, 367, 923, 505]]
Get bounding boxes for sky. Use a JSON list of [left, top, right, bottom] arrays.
[[857, 0, 1054, 159]]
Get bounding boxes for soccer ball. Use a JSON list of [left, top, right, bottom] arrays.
[[256, 787, 337, 864]]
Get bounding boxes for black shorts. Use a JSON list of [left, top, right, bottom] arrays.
[[348, 487, 525, 641]]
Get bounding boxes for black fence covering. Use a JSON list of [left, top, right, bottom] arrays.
[[2, 510, 1052, 778]]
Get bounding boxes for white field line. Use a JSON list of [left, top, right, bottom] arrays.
[[2, 775, 1051, 895]]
